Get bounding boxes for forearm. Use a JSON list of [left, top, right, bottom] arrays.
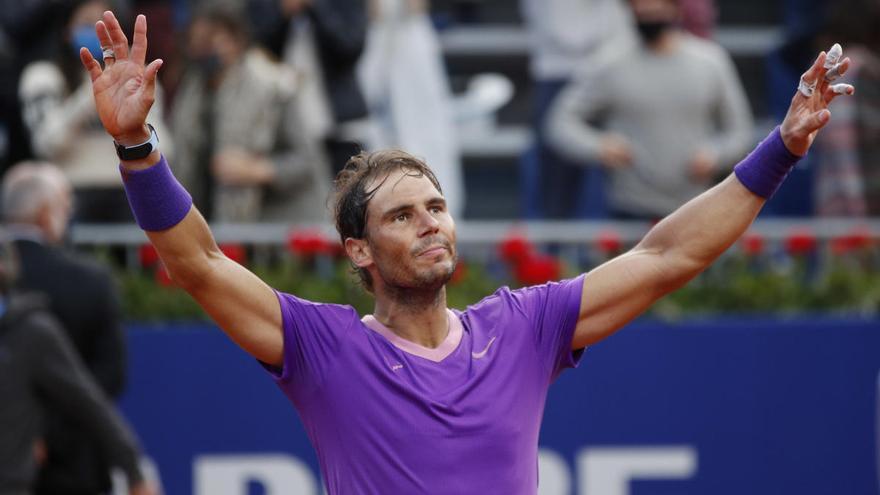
[[145, 208, 223, 290], [638, 175, 763, 279], [545, 83, 605, 164], [121, 149, 222, 290]]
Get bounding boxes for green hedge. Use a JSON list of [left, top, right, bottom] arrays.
[[118, 252, 880, 321]]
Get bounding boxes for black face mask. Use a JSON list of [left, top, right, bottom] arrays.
[[636, 21, 672, 43], [194, 53, 223, 78]]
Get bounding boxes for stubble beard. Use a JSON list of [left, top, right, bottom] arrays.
[[378, 251, 458, 309]]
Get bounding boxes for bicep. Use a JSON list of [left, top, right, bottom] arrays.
[[185, 255, 284, 366], [572, 249, 685, 349]]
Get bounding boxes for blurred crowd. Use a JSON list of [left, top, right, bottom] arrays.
[[0, 2, 878, 493], [0, 0, 877, 228]]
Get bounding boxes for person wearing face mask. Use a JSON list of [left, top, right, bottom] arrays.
[[169, 6, 330, 222], [0, 160, 134, 495], [547, 0, 754, 220], [17, 0, 173, 223]]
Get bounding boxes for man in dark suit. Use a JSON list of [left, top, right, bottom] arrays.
[[1, 160, 127, 495]]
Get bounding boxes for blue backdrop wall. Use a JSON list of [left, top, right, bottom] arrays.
[[119, 318, 880, 495]]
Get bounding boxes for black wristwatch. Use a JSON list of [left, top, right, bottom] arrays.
[[114, 124, 159, 160]]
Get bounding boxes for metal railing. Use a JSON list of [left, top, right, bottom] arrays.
[[71, 218, 880, 247]]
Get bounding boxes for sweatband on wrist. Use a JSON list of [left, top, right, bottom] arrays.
[[733, 127, 802, 199], [120, 155, 193, 231]]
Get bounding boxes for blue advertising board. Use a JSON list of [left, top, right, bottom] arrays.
[[119, 318, 880, 495]]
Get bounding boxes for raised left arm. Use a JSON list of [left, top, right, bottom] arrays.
[[571, 45, 855, 349]]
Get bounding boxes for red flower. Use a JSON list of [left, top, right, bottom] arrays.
[[154, 263, 175, 288], [741, 232, 764, 256], [449, 260, 468, 285], [596, 230, 622, 254], [831, 227, 874, 255], [139, 244, 160, 267], [785, 228, 816, 256], [219, 243, 247, 265], [514, 254, 560, 286], [287, 230, 335, 257], [847, 227, 874, 250], [498, 232, 534, 264]]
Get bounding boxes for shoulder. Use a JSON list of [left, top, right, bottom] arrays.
[[463, 276, 585, 320], [37, 245, 113, 287], [679, 34, 734, 67], [242, 49, 299, 99], [2, 294, 63, 344], [572, 39, 638, 82], [275, 291, 360, 329]]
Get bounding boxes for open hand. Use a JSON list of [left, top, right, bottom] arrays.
[[79, 12, 162, 146], [780, 44, 854, 157]]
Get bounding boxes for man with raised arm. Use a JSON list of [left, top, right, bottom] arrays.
[[81, 11, 853, 495]]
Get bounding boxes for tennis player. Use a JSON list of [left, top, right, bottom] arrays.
[[81, 11, 853, 494]]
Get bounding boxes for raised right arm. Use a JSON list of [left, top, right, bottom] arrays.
[[82, 11, 283, 366]]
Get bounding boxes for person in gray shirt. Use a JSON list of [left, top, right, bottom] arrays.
[[547, 0, 753, 219], [0, 237, 154, 495]]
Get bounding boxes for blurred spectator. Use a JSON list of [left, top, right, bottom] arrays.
[[18, 0, 173, 224], [171, 7, 330, 223], [678, 0, 716, 39], [252, 0, 371, 175], [357, 0, 464, 217], [547, 0, 753, 219], [518, 0, 636, 219], [0, 0, 76, 175], [0, 26, 20, 173], [0, 235, 153, 495], [813, 0, 880, 216], [1, 161, 129, 495]]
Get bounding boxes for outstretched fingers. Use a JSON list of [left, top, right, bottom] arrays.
[[102, 10, 130, 60], [797, 51, 826, 98], [824, 56, 851, 83], [96, 21, 114, 67], [804, 51, 827, 83], [142, 59, 163, 100], [80, 47, 103, 82], [805, 109, 831, 133], [130, 14, 148, 67], [822, 83, 855, 105]]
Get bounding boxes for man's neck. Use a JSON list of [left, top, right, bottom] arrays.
[[646, 29, 680, 55], [372, 286, 449, 349]]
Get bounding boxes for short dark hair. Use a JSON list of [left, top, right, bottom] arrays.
[[333, 149, 442, 291], [192, 6, 251, 45]]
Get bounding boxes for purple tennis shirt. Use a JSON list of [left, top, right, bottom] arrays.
[[262, 275, 586, 494]]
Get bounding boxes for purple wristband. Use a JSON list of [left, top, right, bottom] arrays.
[[733, 127, 802, 199], [120, 155, 193, 231]]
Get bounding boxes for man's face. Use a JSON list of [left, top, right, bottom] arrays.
[[629, 0, 679, 23], [358, 169, 457, 293], [43, 175, 73, 244]]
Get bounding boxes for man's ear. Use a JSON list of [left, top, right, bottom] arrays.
[[35, 203, 54, 238], [345, 237, 372, 268]]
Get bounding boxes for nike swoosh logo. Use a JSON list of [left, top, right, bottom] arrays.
[[472, 336, 497, 359]]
